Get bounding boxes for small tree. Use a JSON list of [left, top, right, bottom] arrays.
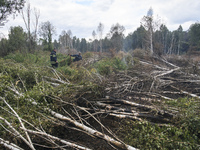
[[59, 30, 67, 50], [21, 2, 40, 52], [141, 7, 161, 55], [39, 21, 56, 51], [188, 22, 200, 51], [108, 23, 125, 52], [159, 24, 170, 54], [8, 26, 26, 53], [59, 30, 73, 53], [80, 38, 87, 53], [0, 38, 9, 56]]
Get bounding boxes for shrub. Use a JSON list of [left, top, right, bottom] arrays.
[[59, 56, 71, 67], [166, 55, 190, 67], [5, 52, 25, 63], [132, 49, 147, 59], [113, 57, 127, 70], [94, 57, 127, 75], [83, 52, 93, 58], [122, 119, 199, 149]]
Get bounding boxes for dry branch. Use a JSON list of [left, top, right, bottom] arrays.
[[49, 109, 138, 150], [0, 138, 24, 150], [5, 87, 138, 150], [43, 76, 70, 85], [170, 85, 200, 99], [0, 97, 35, 150], [25, 129, 92, 150], [0, 116, 33, 150]]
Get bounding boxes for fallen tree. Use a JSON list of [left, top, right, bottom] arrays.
[[0, 53, 200, 149]]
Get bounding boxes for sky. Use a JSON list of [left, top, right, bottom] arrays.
[[1, 0, 200, 40]]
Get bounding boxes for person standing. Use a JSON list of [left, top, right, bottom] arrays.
[[50, 48, 58, 68]]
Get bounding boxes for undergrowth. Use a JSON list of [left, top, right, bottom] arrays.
[[0, 51, 200, 149], [94, 57, 127, 75], [120, 97, 200, 149]]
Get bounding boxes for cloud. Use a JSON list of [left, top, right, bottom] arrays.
[[1, 0, 200, 40], [160, 1, 199, 23]]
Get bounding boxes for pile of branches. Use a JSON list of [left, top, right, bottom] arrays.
[[0, 59, 137, 150], [101, 55, 200, 121], [0, 54, 200, 150]]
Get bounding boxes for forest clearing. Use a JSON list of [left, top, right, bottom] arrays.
[[1, 1, 200, 149], [0, 51, 200, 150]]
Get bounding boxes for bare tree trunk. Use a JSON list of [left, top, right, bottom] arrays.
[[0, 98, 35, 150], [33, 7, 40, 44], [0, 138, 24, 150], [97, 22, 104, 54], [21, 2, 31, 52], [168, 33, 174, 55], [150, 27, 153, 55], [49, 109, 137, 150], [177, 40, 180, 55], [4, 86, 138, 150], [25, 129, 92, 150]]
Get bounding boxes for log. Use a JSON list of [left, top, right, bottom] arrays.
[[101, 97, 174, 119], [104, 96, 154, 110], [25, 129, 92, 150], [140, 60, 169, 71], [49, 109, 138, 150], [0, 116, 33, 150], [0, 97, 35, 150], [171, 85, 200, 99], [0, 138, 24, 150], [43, 76, 70, 85], [6, 88, 138, 150]]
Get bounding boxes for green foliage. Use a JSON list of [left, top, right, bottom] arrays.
[[0, 54, 77, 140], [189, 23, 200, 49], [4, 51, 51, 66], [121, 97, 200, 149], [0, 38, 9, 57], [94, 57, 127, 75], [4, 52, 25, 63], [0, 0, 25, 24], [109, 23, 125, 52], [39, 21, 56, 51], [83, 52, 93, 58], [165, 97, 200, 140], [58, 66, 76, 76], [132, 48, 146, 59], [8, 26, 26, 53], [57, 53, 71, 67], [1, 52, 200, 149], [122, 120, 199, 149], [125, 54, 139, 67]]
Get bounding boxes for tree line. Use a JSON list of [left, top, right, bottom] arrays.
[[0, 3, 200, 57]]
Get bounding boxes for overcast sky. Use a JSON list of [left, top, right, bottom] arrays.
[[1, 0, 200, 40]]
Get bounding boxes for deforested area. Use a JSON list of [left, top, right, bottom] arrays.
[[0, 51, 200, 150], [1, 1, 200, 150]]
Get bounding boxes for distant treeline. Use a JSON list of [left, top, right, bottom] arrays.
[[0, 21, 200, 57], [1, 3, 200, 57]]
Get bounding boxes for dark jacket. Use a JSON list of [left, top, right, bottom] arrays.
[[50, 50, 57, 64], [71, 54, 82, 62]]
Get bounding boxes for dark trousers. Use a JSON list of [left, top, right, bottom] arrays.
[[52, 63, 58, 68]]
